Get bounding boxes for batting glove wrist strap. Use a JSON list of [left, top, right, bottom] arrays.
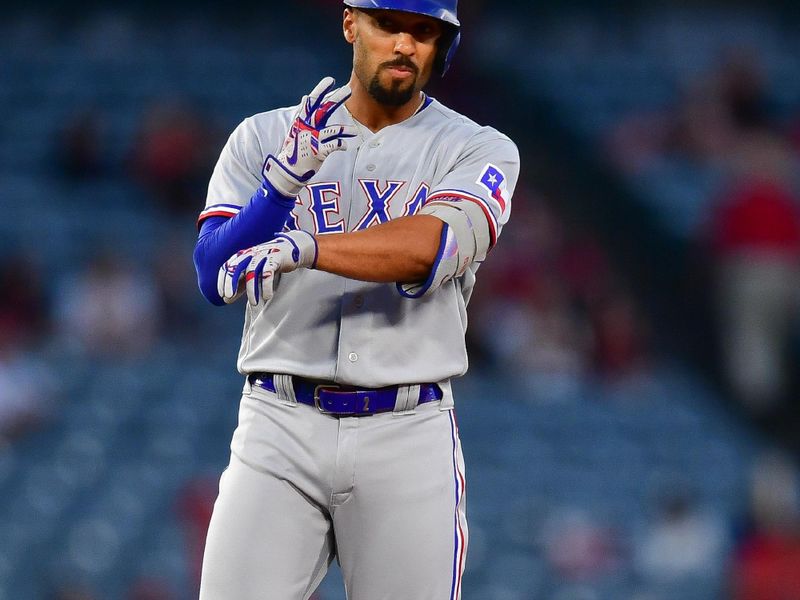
[[263, 77, 358, 198], [277, 230, 318, 271], [217, 230, 318, 306], [254, 177, 297, 210]]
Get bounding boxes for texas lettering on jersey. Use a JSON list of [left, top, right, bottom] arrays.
[[286, 179, 430, 233], [201, 96, 519, 386]]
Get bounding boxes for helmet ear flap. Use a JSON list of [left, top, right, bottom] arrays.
[[436, 28, 460, 76]]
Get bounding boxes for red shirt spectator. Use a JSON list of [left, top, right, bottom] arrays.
[[732, 531, 800, 600], [711, 180, 800, 257]]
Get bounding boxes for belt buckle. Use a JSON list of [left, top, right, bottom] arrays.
[[313, 384, 341, 415]]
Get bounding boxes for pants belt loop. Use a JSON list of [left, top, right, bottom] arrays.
[[274, 374, 298, 407], [437, 379, 454, 411], [393, 384, 420, 416]]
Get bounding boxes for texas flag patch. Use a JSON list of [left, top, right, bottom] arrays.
[[477, 163, 509, 214]]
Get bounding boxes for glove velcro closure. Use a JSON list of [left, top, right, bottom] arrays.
[[273, 230, 319, 270], [262, 155, 306, 198]]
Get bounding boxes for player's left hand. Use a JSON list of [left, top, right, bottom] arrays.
[[263, 77, 358, 198], [217, 230, 318, 306]]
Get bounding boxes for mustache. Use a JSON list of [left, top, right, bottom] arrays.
[[380, 57, 418, 74]]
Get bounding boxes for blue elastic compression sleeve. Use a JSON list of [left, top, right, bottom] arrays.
[[194, 180, 295, 305]]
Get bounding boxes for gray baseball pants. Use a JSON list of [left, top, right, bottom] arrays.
[[198, 379, 468, 599]]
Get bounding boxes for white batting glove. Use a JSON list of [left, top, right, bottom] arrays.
[[263, 77, 358, 198], [217, 230, 318, 306]]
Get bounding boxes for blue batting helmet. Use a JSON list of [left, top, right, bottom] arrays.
[[343, 0, 461, 76]]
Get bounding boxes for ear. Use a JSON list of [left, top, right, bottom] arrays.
[[343, 8, 357, 44]]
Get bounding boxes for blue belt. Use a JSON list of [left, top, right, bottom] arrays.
[[248, 373, 442, 416]]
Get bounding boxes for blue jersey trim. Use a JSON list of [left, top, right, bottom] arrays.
[[414, 93, 433, 116], [395, 222, 449, 299]]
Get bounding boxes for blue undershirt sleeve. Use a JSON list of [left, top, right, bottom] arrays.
[[193, 180, 296, 305]]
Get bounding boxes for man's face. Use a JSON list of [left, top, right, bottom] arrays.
[[346, 8, 442, 107]]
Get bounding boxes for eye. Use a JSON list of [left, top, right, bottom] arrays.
[[413, 22, 440, 41], [376, 16, 396, 31]]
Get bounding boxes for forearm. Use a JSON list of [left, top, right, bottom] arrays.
[[194, 182, 295, 305], [314, 215, 443, 283]]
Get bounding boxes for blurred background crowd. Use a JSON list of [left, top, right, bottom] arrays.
[[2, 1, 800, 599]]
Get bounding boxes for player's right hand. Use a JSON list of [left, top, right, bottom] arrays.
[[217, 230, 318, 306], [263, 77, 358, 198]]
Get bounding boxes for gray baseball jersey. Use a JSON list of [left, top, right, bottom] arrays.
[[201, 95, 518, 388], [199, 93, 519, 600]]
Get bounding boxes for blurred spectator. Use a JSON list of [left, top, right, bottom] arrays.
[[46, 583, 96, 600], [0, 252, 56, 439], [178, 476, 217, 592], [487, 271, 589, 387], [55, 252, 162, 358], [633, 487, 728, 587], [662, 78, 732, 170], [730, 451, 800, 600], [153, 233, 205, 339], [470, 190, 651, 391], [130, 101, 216, 215], [709, 178, 800, 416], [671, 49, 774, 166], [0, 344, 55, 442], [541, 507, 621, 582], [557, 233, 611, 307], [56, 110, 109, 180], [0, 252, 49, 347], [589, 289, 650, 378], [610, 44, 800, 419], [608, 76, 734, 174], [608, 48, 776, 174], [469, 194, 593, 399], [127, 577, 174, 600], [717, 48, 773, 133]]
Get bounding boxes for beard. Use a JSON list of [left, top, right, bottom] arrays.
[[363, 58, 420, 107], [367, 71, 417, 106]]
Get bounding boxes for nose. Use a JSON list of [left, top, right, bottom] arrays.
[[393, 32, 416, 56]]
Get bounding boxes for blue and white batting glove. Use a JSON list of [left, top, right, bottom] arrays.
[[217, 230, 319, 306], [263, 77, 358, 198]]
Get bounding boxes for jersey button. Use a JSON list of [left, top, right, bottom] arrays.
[[348, 352, 359, 362], [369, 141, 380, 148], [366, 164, 376, 172], [354, 295, 364, 308]]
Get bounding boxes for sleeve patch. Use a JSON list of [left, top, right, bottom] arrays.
[[476, 163, 510, 214]]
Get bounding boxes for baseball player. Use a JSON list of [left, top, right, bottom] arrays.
[[193, 2, 519, 598]]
